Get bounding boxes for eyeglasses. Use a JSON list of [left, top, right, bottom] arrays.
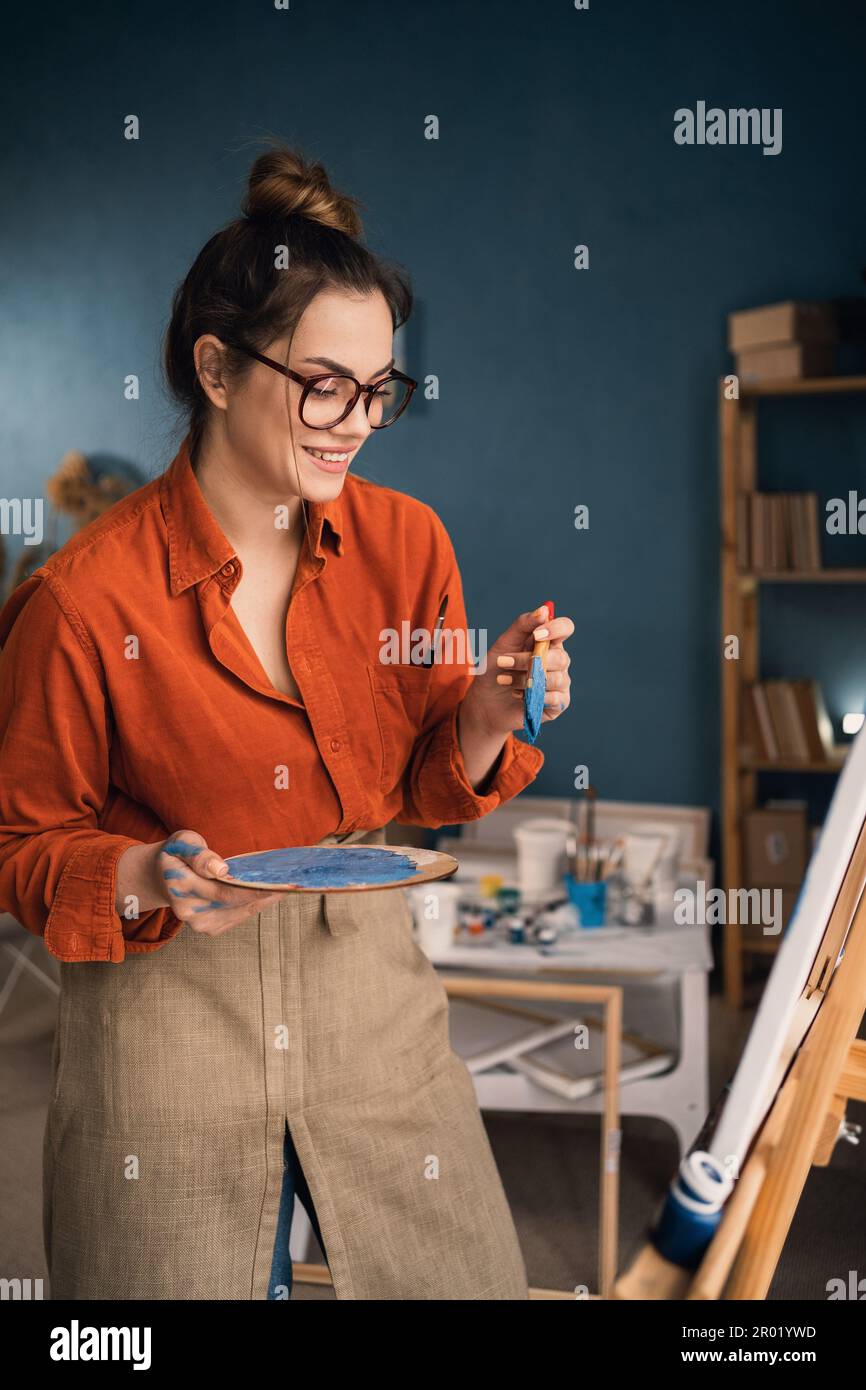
[[226, 341, 417, 430]]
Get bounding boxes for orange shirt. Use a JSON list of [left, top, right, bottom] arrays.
[[0, 438, 543, 963]]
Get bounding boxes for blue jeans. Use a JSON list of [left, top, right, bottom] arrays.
[[267, 1122, 327, 1299]]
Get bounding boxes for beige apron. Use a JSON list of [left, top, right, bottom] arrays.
[[43, 827, 528, 1300]]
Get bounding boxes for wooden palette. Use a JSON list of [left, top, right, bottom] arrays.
[[222, 843, 459, 893]]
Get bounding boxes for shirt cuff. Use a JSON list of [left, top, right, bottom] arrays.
[[44, 835, 181, 963], [415, 705, 544, 824]]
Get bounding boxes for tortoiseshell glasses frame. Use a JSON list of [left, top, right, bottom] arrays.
[[225, 341, 418, 429]]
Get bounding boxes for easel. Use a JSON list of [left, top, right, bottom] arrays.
[[615, 815, 866, 1300]]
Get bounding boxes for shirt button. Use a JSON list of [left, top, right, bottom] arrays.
[[220, 562, 235, 578], [330, 738, 341, 752]]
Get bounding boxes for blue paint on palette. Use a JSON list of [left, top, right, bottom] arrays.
[[224, 845, 421, 889], [523, 656, 546, 743]]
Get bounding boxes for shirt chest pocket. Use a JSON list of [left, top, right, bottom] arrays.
[[366, 663, 432, 795]]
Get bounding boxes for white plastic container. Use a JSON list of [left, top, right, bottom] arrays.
[[408, 880, 460, 957], [513, 817, 574, 902]]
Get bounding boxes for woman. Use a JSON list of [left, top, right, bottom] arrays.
[[0, 147, 573, 1300]]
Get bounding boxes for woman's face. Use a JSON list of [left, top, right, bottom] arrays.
[[214, 287, 395, 504]]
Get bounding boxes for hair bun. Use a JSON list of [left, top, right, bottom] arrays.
[[243, 147, 363, 238]]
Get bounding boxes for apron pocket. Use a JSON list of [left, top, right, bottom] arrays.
[[304, 886, 453, 1104], [360, 886, 424, 968], [323, 886, 426, 969]]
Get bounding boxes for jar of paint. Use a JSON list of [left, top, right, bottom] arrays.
[[497, 886, 521, 912], [505, 914, 527, 944], [479, 874, 504, 901], [461, 898, 487, 937]]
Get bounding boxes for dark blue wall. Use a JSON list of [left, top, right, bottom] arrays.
[[3, 0, 866, 831]]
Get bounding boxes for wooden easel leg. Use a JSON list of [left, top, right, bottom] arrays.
[[726, 886, 866, 1298]]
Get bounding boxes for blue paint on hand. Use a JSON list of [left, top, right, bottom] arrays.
[[523, 656, 546, 743], [224, 845, 421, 890], [163, 839, 203, 859]]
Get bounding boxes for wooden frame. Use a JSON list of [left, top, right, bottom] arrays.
[[295, 975, 623, 1300]]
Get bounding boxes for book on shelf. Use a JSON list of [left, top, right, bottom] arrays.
[[742, 679, 835, 765], [738, 491, 822, 573], [764, 682, 809, 761]]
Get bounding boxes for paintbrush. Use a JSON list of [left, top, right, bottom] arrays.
[[585, 785, 597, 879], [522, 600, 555, 744], [525, 600, 554, 688], [422, 594, 449, 667], [601, 837, 624, 880], [567, 796, 580, 880]]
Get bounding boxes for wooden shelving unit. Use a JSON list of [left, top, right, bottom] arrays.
[[720, 375, 866, 1009], [742, 569, 866, 584], [741, 753, 847, 773]]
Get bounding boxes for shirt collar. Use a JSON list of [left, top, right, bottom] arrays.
[[160, 436, 345, 596]]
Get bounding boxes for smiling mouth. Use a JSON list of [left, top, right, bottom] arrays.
[[303, 444, 354, 461], [301, 442, 355, 475]]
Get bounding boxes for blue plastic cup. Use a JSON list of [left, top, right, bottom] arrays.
[[564, 875, 607, 928]]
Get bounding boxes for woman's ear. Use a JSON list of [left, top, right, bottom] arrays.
[[194, 334, 230, 411]]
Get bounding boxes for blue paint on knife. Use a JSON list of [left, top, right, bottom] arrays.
[[224, 845, 421, 889], [523, 655, 546, 743]]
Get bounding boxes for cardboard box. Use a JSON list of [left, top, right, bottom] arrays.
[[728, 300, 837, 352], [737, 342, 835, 385], [740, 886, 800, 946], [743, 807, 808, 886]]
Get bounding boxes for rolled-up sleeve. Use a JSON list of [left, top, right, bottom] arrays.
[[0, 572, 173, 963], [394, 516, 544, 827]]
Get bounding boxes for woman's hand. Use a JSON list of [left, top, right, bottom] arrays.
[[461, 603, 573, 740], [115, 830, 285, 936]]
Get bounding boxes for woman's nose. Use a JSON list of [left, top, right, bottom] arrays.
[[343, 392, 375, 437]]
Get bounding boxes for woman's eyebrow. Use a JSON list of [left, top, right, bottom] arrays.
[[302, 355, 395, 378]]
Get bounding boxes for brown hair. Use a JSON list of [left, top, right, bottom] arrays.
[[163, 145, 413, 465]]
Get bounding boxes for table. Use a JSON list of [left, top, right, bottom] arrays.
[[428, 919, 712, 1157]]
